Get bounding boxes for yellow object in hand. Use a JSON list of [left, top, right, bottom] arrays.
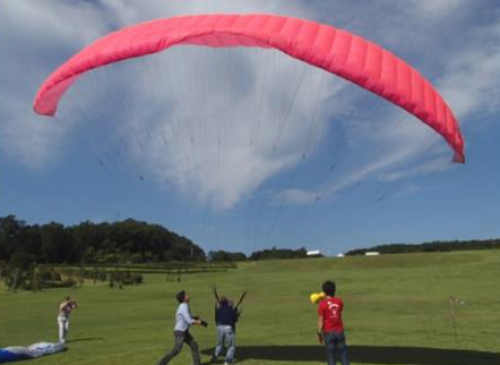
[[309, 292, 326, 304]]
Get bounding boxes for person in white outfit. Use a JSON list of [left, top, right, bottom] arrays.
[[57, 296, 77, 343]]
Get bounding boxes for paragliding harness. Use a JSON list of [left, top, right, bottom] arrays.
[[213, 287, 247, 330], [234, 290, 247, 323]]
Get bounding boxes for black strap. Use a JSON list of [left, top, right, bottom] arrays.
[[235, 290, 248, 310]]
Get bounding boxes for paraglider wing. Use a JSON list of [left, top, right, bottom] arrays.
[[33, 14, 465, 162]]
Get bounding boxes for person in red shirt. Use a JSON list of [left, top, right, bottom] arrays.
[[317, 281, 349, 365]]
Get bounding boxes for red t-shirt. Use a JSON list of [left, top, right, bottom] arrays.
[[318, 296, 344, 332]]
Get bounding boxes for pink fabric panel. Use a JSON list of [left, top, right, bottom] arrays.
[[33, 14, 464, 162]]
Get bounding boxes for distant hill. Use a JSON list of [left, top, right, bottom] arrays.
[[0, 215, 205, 265], [346, 239, 500, 255]]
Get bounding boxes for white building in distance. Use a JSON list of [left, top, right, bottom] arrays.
[[307, 250, 321, 257]]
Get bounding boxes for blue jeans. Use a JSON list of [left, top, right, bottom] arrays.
[[214, 325, 235, 363], [324, 331, 349, 365]]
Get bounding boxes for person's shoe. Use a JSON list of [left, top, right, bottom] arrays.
[[210, 356, 217, 363]]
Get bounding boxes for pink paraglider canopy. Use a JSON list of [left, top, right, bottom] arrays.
[[33, 14, 465, 162]]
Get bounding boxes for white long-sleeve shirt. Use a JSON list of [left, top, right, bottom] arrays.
[[174, 303, 195, 332]]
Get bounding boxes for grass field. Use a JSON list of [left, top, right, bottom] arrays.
[[1, 250, 499, 365]]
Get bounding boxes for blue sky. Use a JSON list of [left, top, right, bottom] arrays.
[[1, 0, 499, 255]]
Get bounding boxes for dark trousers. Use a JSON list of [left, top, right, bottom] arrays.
[[324, 331, 349, 365], [156, 330, 200, 365]]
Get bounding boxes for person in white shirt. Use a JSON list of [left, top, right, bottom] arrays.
[[155, 290, 207, 365], [57, 296, 77, 343]]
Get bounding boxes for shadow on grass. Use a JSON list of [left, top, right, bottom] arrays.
[[202, 345, 500, 365], [66, 337, 104, 343]]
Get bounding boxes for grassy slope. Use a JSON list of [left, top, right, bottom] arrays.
[[0, 250, 499, 365]]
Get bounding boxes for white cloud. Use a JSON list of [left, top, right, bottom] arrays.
[[105, 46, 342, 210], [0, 95, 68, 169], [379, 157, 452, 182], [409, 0, 469, 19], [271, 1, 500, 205], [0, 0, 116, 167], [0, 0, 332, 208], [273, 188, 320, 205], [437, 18, 500, 122], [1, 0, 498, 211]]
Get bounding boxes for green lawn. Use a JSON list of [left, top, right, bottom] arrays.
[[1, 250, 499, 365]]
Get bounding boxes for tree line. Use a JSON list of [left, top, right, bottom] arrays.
[[208, 247, 310, 261], [5, 214, 497, 267], [1, 214, 317, 265], [0, 215, 205, 266], [346, 239, 500, 255]]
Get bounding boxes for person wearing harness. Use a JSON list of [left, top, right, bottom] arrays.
[[211, 288, 246, 365], [57, 296, 77, 343]]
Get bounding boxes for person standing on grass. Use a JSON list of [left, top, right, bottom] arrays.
[[210, 296, 238, 365], [58, 296, 77, 343], [317, 280, 349, 365], [155, 290, 207, 365]]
